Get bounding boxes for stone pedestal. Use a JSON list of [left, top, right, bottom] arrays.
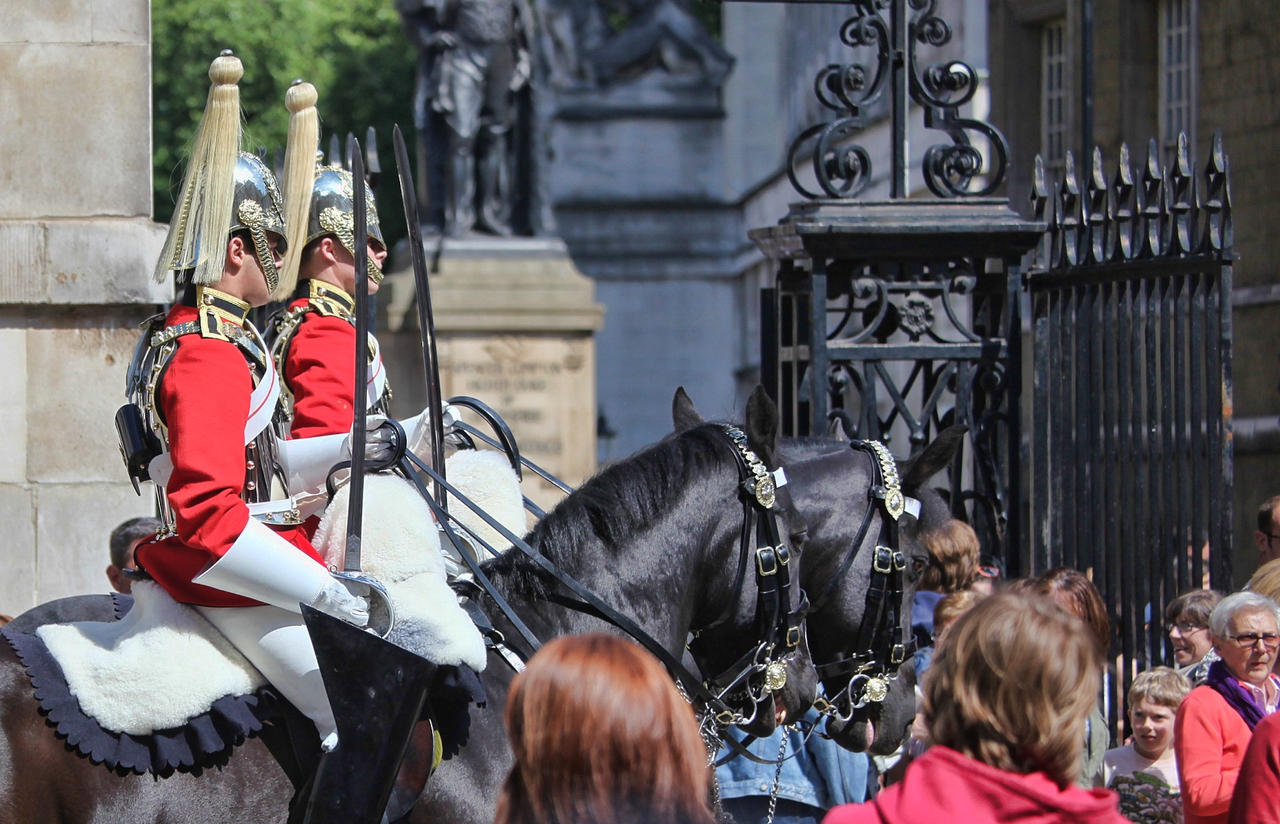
[[382, 236, 604, 514], [0, 2, 169, 613]]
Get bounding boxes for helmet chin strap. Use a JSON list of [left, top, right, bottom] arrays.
[[247, 224, 281, 294]]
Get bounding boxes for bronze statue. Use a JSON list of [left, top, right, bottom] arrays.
[[398, 0, 533, 237]]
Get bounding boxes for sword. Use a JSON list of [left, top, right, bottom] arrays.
[[346, 135, 370, 573], [392, 124, 448, 512]]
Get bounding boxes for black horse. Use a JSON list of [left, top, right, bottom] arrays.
[[0, 390, 818, 824], [672, 387, 962, 756]]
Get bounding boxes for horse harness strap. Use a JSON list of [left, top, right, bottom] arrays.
[[688, 425, 807, 726], [813, 441, 921, 719]]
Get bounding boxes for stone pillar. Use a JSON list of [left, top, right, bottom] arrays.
[[381, 237, 604, 515], [0, 1, 168, 611]]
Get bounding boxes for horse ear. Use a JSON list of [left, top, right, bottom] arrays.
[[901, 425, 967, 492], [672, 386, 704, 433], [744, 386, 780, 468]]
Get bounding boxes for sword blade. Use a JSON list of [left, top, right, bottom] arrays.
[[392, 124, 448, 511], [346, 136, 370, 573]]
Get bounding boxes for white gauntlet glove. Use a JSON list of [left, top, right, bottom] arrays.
[[311, 578, 371, 628], [347, 415, 398, 466]]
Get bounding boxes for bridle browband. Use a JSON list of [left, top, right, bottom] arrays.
[[391, 423, 807, 728], [811, 440, 921, 722]]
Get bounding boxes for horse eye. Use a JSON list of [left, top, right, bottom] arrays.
[[909, 557, 927, 577]]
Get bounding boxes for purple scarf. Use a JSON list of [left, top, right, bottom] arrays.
[[1205, 659, 1274, 730]]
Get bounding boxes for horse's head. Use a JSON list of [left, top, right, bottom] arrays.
[[777, 426, 965, 754], [674, 387, 818, 738]]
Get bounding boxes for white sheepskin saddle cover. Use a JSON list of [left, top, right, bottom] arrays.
[[313, 452, 526, 675], [442, 449, 528, 554], [36, 580, 266, 736]]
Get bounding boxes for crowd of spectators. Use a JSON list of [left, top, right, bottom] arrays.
[[488, 512, 1280, 824], [498, 548, 1274, 824]]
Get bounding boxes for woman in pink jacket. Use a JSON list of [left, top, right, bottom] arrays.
[[1174, 590, 1280, 824], [823, 592, 1127, 824]]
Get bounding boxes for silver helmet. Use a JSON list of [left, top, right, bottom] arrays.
[[307, 165, 386, 284], [154, 52, 287, 293], [230, 152, 287, 294]]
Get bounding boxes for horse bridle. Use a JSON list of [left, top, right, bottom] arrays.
[[687, 424, 808, 727], [393, 423, 806, 728], [810, 440, 922, 722]]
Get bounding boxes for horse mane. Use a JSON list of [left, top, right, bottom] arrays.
[[480, 423, 734, 599]]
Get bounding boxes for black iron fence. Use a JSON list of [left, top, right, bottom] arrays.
[[1027, 133, 1234, 738]]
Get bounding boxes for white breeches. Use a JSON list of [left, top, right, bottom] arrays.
[[196, 604, 338, 747]]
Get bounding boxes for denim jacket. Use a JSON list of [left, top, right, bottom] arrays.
[[716, 710, 869, 809]]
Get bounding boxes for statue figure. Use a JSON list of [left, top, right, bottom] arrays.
[[584, 0, 733, 88], [397, 0, 535, 237]]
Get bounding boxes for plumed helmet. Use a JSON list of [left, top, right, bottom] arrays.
[[278, 79, 319, 300], [153, 51, 286, 293], [229, 152, 287, 293]]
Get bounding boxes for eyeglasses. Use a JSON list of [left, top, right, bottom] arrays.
[[1165, 621, 1206, 634], [1226, 633, 1280, 649], [1264, 532, 1280, 544]]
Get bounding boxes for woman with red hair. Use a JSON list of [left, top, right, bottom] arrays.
[[495, 633, 716, 824]]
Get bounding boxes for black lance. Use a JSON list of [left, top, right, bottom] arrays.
[[392, 125, 448, 512]]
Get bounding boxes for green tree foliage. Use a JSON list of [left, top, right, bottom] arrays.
[[152, 0, 417, 246]]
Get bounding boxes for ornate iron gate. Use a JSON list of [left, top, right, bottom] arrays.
[[1027, 134, 1234, 728], [756, 203, 1041, 561], [742, 0, 1236, 744]]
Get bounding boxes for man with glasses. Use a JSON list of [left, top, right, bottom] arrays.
[[1174, 591, 1280, 824], [1166, 589, 1222, 685], [1255, 494, 1280, 569]]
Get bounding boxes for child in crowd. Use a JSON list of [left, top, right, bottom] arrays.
[[1104, 666, 1192, 822], [903, 589, 985, 756]]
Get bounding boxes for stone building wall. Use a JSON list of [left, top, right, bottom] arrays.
[[0, 1, 168, 612]]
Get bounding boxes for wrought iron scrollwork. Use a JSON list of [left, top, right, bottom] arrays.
[[909, 0, 1008, 197], [786, 1, 889, 199], [787, 0, 1009, 199]]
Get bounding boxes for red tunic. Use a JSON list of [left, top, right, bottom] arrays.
[[282, 296, 360, 439], [135, 304, 326, 607]]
